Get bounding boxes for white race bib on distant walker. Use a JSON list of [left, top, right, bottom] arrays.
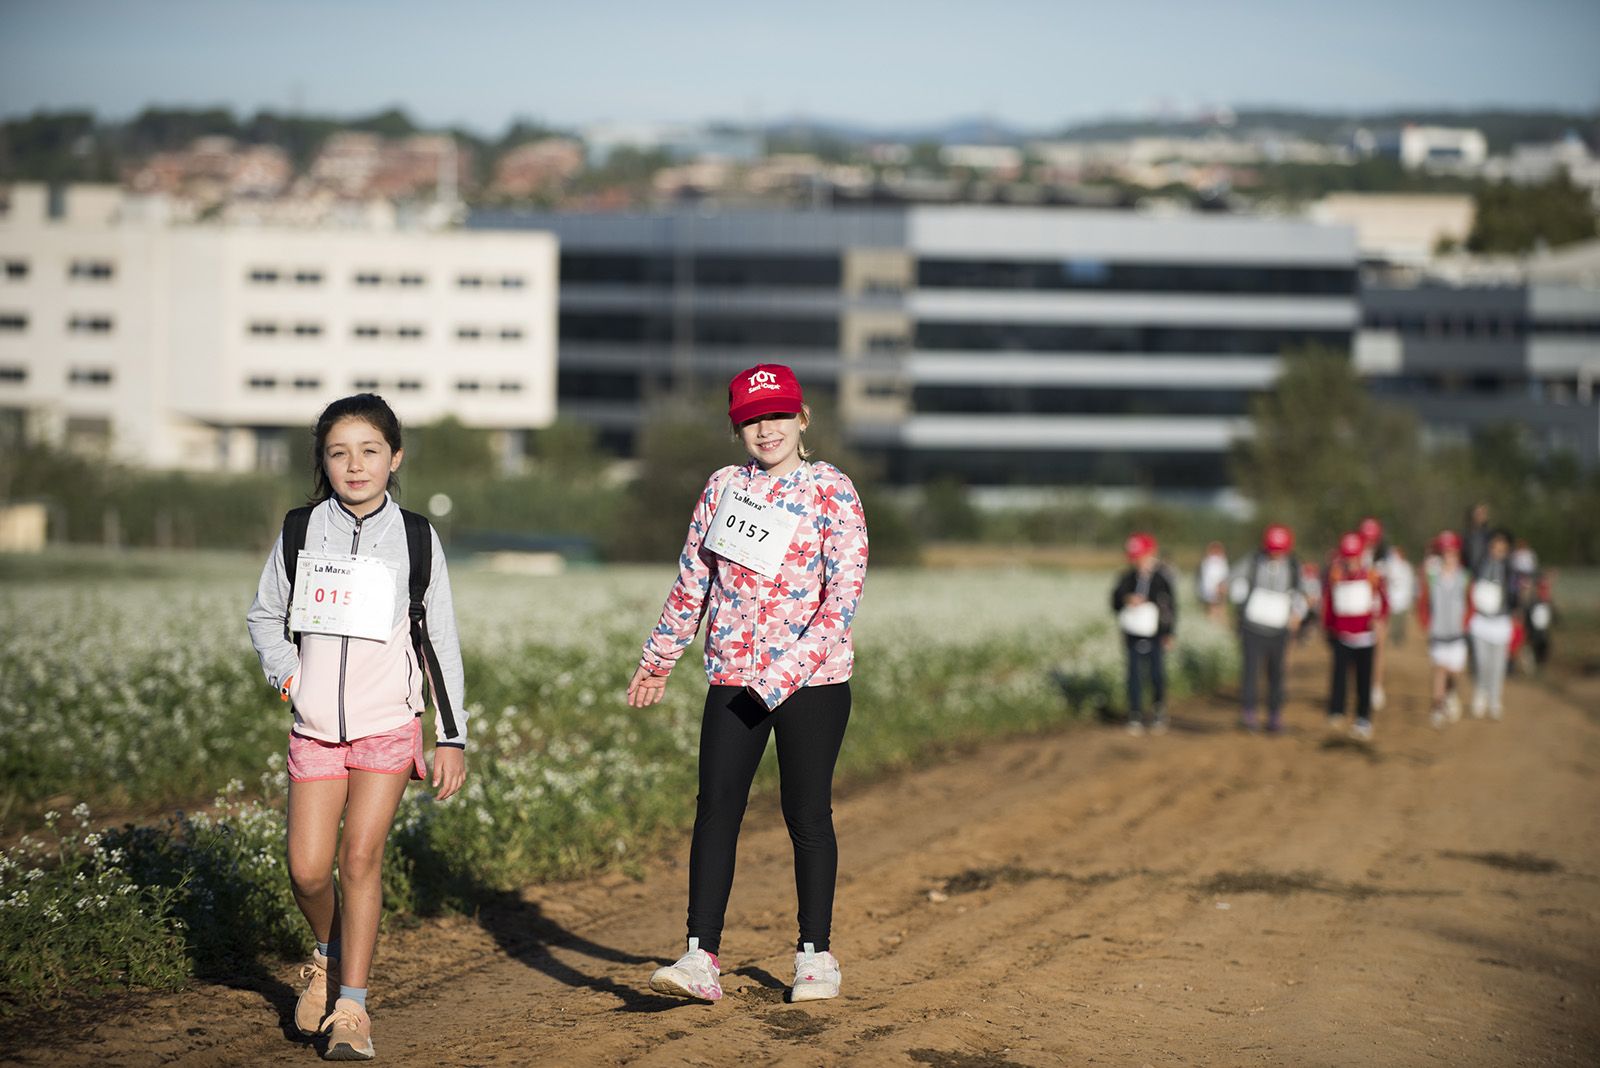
[[1331, 579, 1373, 618], [290, 552, 396, 641], [1244, 588, 1292, 629], [1471, 581, 1503, 616], [1530, 603, 1551, 630], [1118, 601, 1160, 638], [704, 486, 805, 578]]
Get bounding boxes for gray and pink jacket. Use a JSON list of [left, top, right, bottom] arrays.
[[246, 495, 467, 747]]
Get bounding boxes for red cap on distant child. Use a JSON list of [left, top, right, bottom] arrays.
[[1435, 530, 1462, 552], [729, 364, 804, 425], [1339, 532, 1365, 558], [1359, 517, 1382, 544], [1263, 524, 1293, 553], [1125, 532, 1156, 560]]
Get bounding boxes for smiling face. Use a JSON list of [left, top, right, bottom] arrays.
[[736, 410, 807, 476], [322, 417, 402, 516]]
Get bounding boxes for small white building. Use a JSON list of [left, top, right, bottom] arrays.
[[0, 183, 557, 473], [1369, 126, 1489, 172]]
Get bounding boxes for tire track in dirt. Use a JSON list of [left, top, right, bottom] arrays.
[[12, 642, 1598, 1067]]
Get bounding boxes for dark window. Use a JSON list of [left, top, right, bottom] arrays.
[[248, 376, 277, 389], [353, 324, 381, 339], [353, 378, 380, 390], [293, 323, 323, 337], [500, 326, 524, 341], [457, 274, 484, 288], [354, 272, 382, 286], [0, 365, 25, 382], [398, 273, 425, 287], [498, 380, 522, 393], [559, 368, 645, 400], [397, 379, 422, 391], [558, 253, 842, 288], [865, 334, 910, 353], [456, 326, 482, 340], [68, 260, 115, 281], [294, 270, 323, 285], [559, 312, 838, 347], [916, 259, 1356, 295], [913, 384, 1257, 417], [500, 275, 526, 289], [559, 254, 675, 286], [397, 325, 424, 340], [248, 321, 279, 337], [3, 260, 27, 280], [68, 367, 114, 385], [69, 315, 114, 334], [455, 380, 481, 392], [249, 268, 279, 284], [0, 313, 26, 332], [293, 377, 321, 390], [914, 321, 1349, 355]]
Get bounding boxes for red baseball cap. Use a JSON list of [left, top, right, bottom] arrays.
[[1359, 517, 1382, 544], [1339, 532, 1365, 558], [1125, 532, 1156, 560], [1435, 530, 1461, 552], [729, 364, 804, 425], [1263, 524, 1293, 553]]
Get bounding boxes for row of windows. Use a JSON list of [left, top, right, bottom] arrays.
[[560, 312, 838, 348], [911, 384, 1258, 417], [560, 253, 842, 289], [881, 447, 1231, 488], [0, 366, 114, 386], [915, 322, 1350, 355], [248, 376, 527, 394], [0, 313, 117, 334], [917, 259, 1357, 296], [247, 322, 527, 341], [1365, 312, 1600, 338], [245, 269, 531, 289], [0, 259, 115, 282]]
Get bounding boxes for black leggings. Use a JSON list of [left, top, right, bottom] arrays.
[[687, 682, 851, 957]]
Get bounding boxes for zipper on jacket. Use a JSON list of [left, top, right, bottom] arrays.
[[338, 514, 364, 742]]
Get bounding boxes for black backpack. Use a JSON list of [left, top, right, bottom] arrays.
[[278, 505, 459, 742]]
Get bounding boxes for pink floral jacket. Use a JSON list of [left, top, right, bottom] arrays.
[[640, 460, 869, 709]]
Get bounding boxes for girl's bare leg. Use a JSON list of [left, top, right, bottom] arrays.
[[335, 770, 410, 989]]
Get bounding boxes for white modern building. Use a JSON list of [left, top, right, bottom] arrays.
[[0, 183, 557, 472]]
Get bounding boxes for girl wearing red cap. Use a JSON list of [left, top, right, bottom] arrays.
[[626, 363, 868, 1005], [1227, 524, 1304, 733], [1110, 533, 1178, 735], [1357, 516, 1392, 712], [1418, 530, 1469, 728], [1322, 531, 1389, 740]]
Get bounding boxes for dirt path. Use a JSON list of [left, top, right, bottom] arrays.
[[16, 640, 1599, 1067]]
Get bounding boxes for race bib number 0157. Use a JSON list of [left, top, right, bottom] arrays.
[[289, 552, 396, 641], [703, 488, 804, 578]]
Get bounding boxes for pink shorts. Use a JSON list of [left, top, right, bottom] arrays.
[[287, 717, 427, 782]]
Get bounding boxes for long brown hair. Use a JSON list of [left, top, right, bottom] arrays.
[[308, 393, 403, 503]]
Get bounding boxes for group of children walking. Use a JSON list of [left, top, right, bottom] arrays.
[[1112, 510, 1557, 742], [247, 366, 866, 1059]]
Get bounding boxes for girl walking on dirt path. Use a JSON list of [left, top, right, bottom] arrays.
[[246, 394, 467, 1061], [1323, 531, 1389, 741], [1418, 530, 1470, 729], [1468, 529, 1519, 720], [1111, 533, 1178, 736], [1227, 524, 1304, 734], [626, 364, 869, 1005], [1358, 517, 1392, 713]]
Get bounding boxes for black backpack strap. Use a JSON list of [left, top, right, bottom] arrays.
[[280, 505, 314, 645], [401, 508, 459, 743]]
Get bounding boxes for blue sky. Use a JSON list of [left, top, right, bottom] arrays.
[[2, 0, 1597, 133]]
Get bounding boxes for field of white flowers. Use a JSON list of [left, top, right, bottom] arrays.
[[0, 552, 1236, 1009]]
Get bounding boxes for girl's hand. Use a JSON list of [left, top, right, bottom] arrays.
[[626, 665, 667, 708], [432, 747, 466, 801]]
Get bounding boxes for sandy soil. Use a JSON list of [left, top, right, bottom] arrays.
[[11, 638, 1598, 1068]]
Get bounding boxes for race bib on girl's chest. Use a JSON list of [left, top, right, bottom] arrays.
[[1244, 588, 1292, 629], [290, 553, 396, 641], [1331, 579, 1373, 618], [704, 487, 804, 578], [1118, 601, 1160, 637], [1471, 581, 1503, 616]]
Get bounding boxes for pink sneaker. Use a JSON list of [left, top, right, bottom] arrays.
[[649, 937, 722, 1002]]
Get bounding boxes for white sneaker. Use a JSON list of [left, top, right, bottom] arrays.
[[1429, 709, 1446, 730], [1125, 720, 1146, 737], [1445, 692, 1462, 722], [1350, 718, 1374, 741], [1471, 692, 1488, 719], [649, 938, 722, 1002], [1371, 686, 1386, 711], [790, 942, 841, 1002], [1489, 703, 1503, 722]]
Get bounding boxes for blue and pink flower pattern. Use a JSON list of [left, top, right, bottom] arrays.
[[640, 460, 869, 709]]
